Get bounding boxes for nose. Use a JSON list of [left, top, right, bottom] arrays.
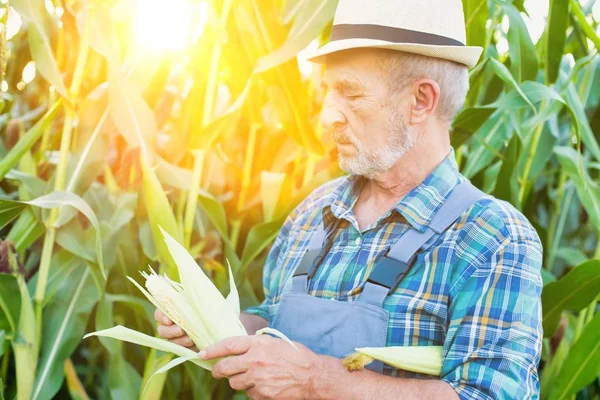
[[319, 93, 347, 131]]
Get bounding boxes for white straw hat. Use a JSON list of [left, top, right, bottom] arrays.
[[305, 0, 483, 69]]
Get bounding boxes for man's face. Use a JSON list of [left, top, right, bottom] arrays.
[[320, 49, 416, 179]]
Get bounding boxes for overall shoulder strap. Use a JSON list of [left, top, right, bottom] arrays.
[[359, 180, 485, 306], [291, 224, 328, 293]]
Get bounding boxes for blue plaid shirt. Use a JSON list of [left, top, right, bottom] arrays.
[[245, 150, 543, 400]]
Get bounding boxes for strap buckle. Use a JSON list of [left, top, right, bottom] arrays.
[[367, 250, 417, 294]]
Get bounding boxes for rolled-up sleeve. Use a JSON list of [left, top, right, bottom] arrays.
[[441, 238, 544, 400]]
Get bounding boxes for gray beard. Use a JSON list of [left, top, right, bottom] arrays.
[[337, 110, 416, 179]]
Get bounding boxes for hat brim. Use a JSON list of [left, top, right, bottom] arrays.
[[305, 38, 483, 69]]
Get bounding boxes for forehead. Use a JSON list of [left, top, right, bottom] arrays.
[[322, 48, 387, 86]]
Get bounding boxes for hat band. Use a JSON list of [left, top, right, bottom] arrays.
[[330, 24, 465, 47]]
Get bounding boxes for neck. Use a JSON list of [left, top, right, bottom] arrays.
[[359, 130, 451, 210]]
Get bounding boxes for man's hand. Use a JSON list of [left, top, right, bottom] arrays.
[[155, 309, 267, 351], [200, 335, 334, 400], [154, 309, 198, 351]]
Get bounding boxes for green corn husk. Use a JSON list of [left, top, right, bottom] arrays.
[[343, 346, 443, 376], [84, 226, 292, 390]]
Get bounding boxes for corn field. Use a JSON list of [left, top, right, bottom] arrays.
[[0, 0, 599, 398]]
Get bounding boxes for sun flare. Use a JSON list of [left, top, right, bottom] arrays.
[[132, 0, 208, 52]]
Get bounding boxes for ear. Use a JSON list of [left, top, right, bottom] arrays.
[[409, 79, 440, 124]]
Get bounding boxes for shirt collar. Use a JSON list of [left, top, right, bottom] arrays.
[[322, 149, 462, 233], [393, 149, 462, 232]]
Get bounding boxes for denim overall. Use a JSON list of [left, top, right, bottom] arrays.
[[269, 181, 484, 373]]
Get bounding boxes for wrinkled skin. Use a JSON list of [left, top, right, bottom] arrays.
[[201, 335, 338, 400]]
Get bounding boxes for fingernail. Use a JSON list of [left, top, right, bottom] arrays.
[[199, 350, 206, 359]]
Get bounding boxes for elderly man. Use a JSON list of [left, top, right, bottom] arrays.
[[156, 0, 544, 398]]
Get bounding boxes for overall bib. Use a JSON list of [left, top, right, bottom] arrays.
[[269, 181, 484, 373]]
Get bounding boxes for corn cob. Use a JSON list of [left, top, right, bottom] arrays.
[[343, 345, 443, 376]]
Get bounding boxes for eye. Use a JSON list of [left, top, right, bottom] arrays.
[[345, 93, 362, 100]]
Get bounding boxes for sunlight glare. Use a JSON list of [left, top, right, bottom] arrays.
[[0, 7, 22, 40], [133, 0, 205, 52], [297, 39, 319, 80], [22, 61, 36, 84], [523, 0, 548, 43]]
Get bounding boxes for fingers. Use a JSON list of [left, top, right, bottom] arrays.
[[212, 357, 250, 379], [154, 308, 172, 326], [157, 323, 185, 339], [154, 308, 197, 350], [200, 336, 254, 360], [168, 335, 195, 348], [228, 373, 254, 391]]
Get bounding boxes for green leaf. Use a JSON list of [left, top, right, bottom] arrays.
[[0, 274, 21, 336], [84, 325, 211, 368], [462, 114, 512, 178], [77, 3, 120, 64], [260, 172, 286, 222], [5, 170, 46, 199], [154, 157, 195, 191], [451, 107, 497, 148], [540, 336, 570, 395], [496, 81, 564, 109], [95, 295, 142, 399], [105, 294, 155, 327], [11, 0, 69, 98], [139, 221, 157, 261], [7, 208, 45, 252], [139, 351, 173, 400], [463, 0, 488, 48], [11, 275, 38, 400], [141, 160, 181, 280], [569, 0, 600, 52], [254, 0, 338, 73], [282, 0, 307, 23], [108, 72, 156, 160], [555, 147, 600, 228], [563, 82, 600, 162], [41, 251, 82, 307], [197, 193, 229, 242], [0, 200, 26, 230], [23, 191, 105, 278], [55, 221, 103, 266], [0, 101, 61, 180], [143, 355, 198, 394], [240, 218, 284, 270], [31, 267, 102, 400], [488, 58, 535, 112], [482, 161, 501, 194], [189, 80, 252, 151], [493, 133, 520, 204], [183, 363, 213, 400], [244, 1, 324, 156], [541, 269, 556, 286], [545, 0, 569, 84], [0, 331, 6, 357], [555, 248, 589, 268], [502, 3, 538, 82], [549, 310, 600, 399], [542, 260, 600, 337]]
